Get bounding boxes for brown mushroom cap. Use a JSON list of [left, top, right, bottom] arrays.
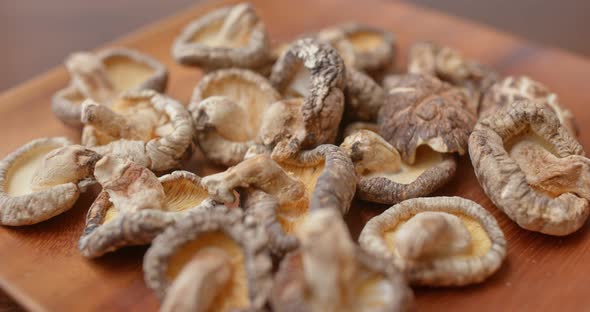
[[52, 48, 168, 128], [0, 138, 100, 226], [190, 68, 280, 166], [469, 100, 589, 235], [359, 196, 506, 286], [407, 41, 498, 110], [480, 76, 577, 135], [82, 90, 194, 172], [79, 170, 217, 258], [171, 3, 270, 70], [143, 208, 272, 311], [270, 38, 346, 154], [344, 68, 385, 122], [378, 74, 476, 164], [271, 209, 413, 312], [341, 129, 456, 205]]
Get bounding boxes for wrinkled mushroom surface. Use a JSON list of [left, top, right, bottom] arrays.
[[470, 100, 589, 235], [379, 74, 476, 164], [341, 129, 456, 204], [79, 157, 217, 258], [269, 38, 346, 155], [172, 3, 270, 70], [189, 68, 280, 166], [81, 90, 194, 172], [271, 209, 413, 312], [0, 138, 99, 226], [360, 197, 506, 286], [202, 145, 356, 254], [52, 48, 167, 127], [143, 208, 272, 312], [480, 76, 577, 135], [407, 41, 498, 109], [343, 68, 385, 122]]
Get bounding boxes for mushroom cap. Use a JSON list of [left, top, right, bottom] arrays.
[[480, 76, 577, 135], [469, 100, 588, 235], [341, 129, 456, 205], [0, 137, 83, 226], [242, 144, 356, 254], [79, 171, 217, 258], [52, 48, 168, 128], [378, 74, 476, 163], [190, 68, 280, 166], [84, 90, 194, 172], [270, 248, 413, 312], [143, 208, 272, 311], [344, 68, 385, 122], [171, 3, 270, 70], [270, 38, 346, 149], [359, 196, 506, 286]]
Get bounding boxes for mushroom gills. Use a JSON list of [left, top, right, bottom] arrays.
[[366, 146, 443, 184], [5, 144, 63, 196], [101, 177, 209, 224], [166, 231, 250, 312], [103, 55, 156, 93], [285, 62, 311, 98], [276, 162, 325, 234], [346, 31, 384, 53], [383, 212, 491, 260]]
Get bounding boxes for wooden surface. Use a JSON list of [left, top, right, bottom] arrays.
[[0, 0, 589, 311]]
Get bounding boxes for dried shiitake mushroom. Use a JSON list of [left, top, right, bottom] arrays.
[[0, 138, 99, 225], [470, 100, 590, 235], [53, 48, 167, 127], [317, 23, 396, 78], [269, 38, 346, 157], [143, 208, 272, 312], [407, 41, 498, 108], [79, 156, 217, 258], [271, 209, 414, 312], [189, 68, 280, 166], [379, 74, 476, 164], [343, 69, 385, 122], [360, 197, 506, 286], [202, 145, 356, 254], [81, 90, 194, 172], [341, 129, 456, 204], [480, 76, 577, 135], [172, 3, 270, 71]]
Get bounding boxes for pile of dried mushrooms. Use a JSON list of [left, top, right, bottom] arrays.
[[1, 2, 588, 311]]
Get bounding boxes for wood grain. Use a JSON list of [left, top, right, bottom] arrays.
[[0, 0, 589, 311]]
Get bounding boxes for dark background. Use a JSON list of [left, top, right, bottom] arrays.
[[1, 0, 589, 91]]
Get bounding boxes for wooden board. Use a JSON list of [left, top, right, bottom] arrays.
[[0, 0, 589, 311]]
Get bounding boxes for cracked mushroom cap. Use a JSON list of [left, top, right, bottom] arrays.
[[469, 100, 589, 235], [172, 2, 270, 71], [189, 68, 280, 166], [341, 129, 456, 205], [378, 74, 476, 164], [52, 48, 168, 127], [0, 138, 99, 226], [270, 38, 346, 152], [317, 23, 396, 79], [79, 157, 218, 258], [81, 90, 194, 172], [407, 41, 498, 109], [271, 209, 414, 312], [143, 208, 272, 312], [201, 144, 356, 254], [480, 76, 577, 135], [359, 197, 506, 286]]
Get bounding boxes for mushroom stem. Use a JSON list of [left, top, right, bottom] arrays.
[[161, 248, 232, 312], [297, 209, 357, 311], [340, 130, 402, 175], [218, 3, 256, 41], [202, 154, 305, 205], [93, 156, 165, 212], [194, 96, 253, 141], [65, 52, 115, 103], [81, 100, 150, 141], [510, 140, 590, 200]]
